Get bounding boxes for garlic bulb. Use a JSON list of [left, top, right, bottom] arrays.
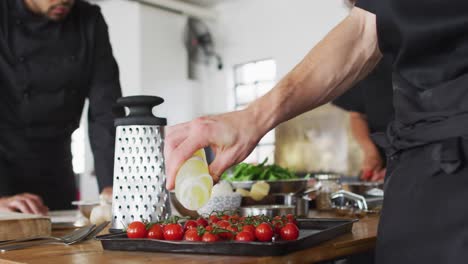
[[89, 203, 112, 225]]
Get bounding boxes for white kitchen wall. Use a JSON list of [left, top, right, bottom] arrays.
[[199, 0, 350, 115], [79, 0, 195, 200]]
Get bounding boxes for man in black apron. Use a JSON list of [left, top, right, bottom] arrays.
[[165, 1, 468, 262], [0, 0, 122, 211], [355, 0, 468, 262]]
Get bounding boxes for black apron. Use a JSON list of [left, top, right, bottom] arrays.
[[354, 0, 468, 262]]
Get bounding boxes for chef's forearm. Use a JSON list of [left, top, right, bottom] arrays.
[[247, 7, 381, 134]]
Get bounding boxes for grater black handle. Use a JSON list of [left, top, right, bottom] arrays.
[[115, 96, 167, 126]]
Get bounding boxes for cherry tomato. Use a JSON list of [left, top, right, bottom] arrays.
[[241, 225, 256, 236], [280, 223, 300, 241], [219, 225, 237, 240], [227, 225, 238, 233], [235, 231, 255, 242], [229, 214, 240, 223], [163, 223, 184, 241], [184, 220, 198, 231], [183, 229, 202, 241], [255, 222, 274, 242], [196, 217, 209, 227], [126, 221, 147, 239], [286, 214, 298, 225], [273, 215, 283, 222], [272, 221, 283, 235], [202, 232, 218, 242], [205, 225, 214, 232], [221, 215, 229, 221], [209, 215, 219, 224], [147, 224, 164, 240], [216, 220, 230, 229]]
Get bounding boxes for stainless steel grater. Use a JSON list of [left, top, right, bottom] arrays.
[[111, 96, 171, 230]]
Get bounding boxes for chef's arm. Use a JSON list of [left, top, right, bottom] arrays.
[[250, 7, 381, 133], [165, 7, 381, 186], [87, 10, 123, 192], [349, 112, 383, 179]]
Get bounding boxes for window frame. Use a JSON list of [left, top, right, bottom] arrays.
[[233, 59, 277, 164]]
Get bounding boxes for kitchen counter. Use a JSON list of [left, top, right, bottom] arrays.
[[0, 211, 378, 264]]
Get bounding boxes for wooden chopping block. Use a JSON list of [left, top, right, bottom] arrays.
[[0, 212, 51, 241]]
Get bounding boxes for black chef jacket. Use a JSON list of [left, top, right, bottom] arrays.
[[356, 1, 468, 263], [0, 0, 122, 209]]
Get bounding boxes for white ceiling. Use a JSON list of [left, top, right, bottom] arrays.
[[176, 0, 229, 7]]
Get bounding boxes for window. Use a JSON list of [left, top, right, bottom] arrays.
[[234, 59, 277, 164]]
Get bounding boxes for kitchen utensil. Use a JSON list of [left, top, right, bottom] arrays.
[[231, 178, 310, 194], [314, 173, 341, 211], [97, 218, 357, 256], [83, 221, 110, 240], [0, 224, 96, 251], [331, 190, 368, 211], [340, 181, 384, 197], [111, 96, 170, 230], [170, 191, 199, 218], [330, 190, 381, 217], [72, 200, 100, 218], [241, 193, 310, 217], [239, 205, 295, 217]]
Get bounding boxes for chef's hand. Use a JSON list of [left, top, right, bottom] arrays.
[[360, 146, 384, 182], [0, 193, 49, 215], [164, 109, 264, 190]]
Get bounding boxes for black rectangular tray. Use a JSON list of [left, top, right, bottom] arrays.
[[97, 218, 357, 256]]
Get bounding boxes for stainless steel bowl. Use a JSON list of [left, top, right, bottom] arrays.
[[231, 178, 311, 194], [71, 200, 100, 219], [241, 193, 310, 217], [240, 205, 295, 217], [169, 191, 199, 218]]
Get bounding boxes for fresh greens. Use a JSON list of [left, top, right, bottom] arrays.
[[221, 159, 299, 182]]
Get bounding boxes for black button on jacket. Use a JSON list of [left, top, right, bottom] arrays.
[[0, 0, 122, 205]]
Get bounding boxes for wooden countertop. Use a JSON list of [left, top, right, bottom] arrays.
[[0, 212, 378, 264]]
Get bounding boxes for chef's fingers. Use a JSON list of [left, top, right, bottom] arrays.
[[24, 197, 48, 215], [371, 169, 386, 182], [165, 133, 209, 190], [165, 122, 191, 154], [20, 193, 44, 204], [8, 199, 34, 214], [208, 151, 234, 182]]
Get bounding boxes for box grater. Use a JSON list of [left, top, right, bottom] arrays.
[[111, 96, 171, 230]]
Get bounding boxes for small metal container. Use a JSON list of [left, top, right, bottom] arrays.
[[314, 173, 341, 211], [111, 96, 171, 230], [240, 205, 295, 217]]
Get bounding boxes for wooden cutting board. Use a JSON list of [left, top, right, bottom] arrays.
[[0, 212, 51, 241]]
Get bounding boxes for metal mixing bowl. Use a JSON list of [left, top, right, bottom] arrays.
[[169, 191, 199, 218], [71, 200, 100, 219], [230, 178, 311, 194], [240, 205, 295, 217]]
